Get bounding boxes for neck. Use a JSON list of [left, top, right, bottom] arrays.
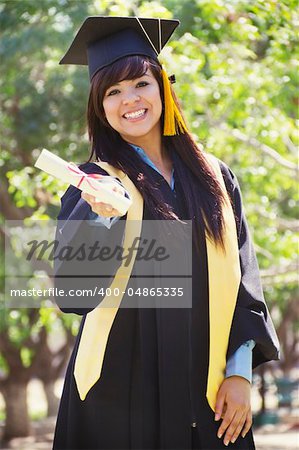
[[121, 125, 174, 184], [125, 132, 169, 166]]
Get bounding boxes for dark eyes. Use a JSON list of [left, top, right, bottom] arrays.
[[107, 81, 149, 97]]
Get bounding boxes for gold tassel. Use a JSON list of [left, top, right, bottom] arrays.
[[161, 67, 188, 136]]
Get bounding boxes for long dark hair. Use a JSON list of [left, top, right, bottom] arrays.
[[87, 55, 227, 252]]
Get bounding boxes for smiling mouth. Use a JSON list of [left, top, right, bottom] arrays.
[[123, 109, 147, 120]]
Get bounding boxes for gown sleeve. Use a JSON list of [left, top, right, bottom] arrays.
[[219, 161, 280, 369], [54, 162, 126, 315]]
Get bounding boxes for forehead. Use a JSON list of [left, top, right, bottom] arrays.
[[99, 56, 158, 94], [115, 71, 154, 84], [109, 68, 154, 86]]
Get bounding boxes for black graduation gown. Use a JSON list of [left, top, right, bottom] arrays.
[[52, 152, 279, 450]]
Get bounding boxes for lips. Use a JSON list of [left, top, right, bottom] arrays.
[[122, 109, 147, 120]]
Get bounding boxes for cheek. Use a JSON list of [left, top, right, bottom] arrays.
[[154, 97, 163, 120], [157, 97, 163, 114], [102, 100, 112, 117], [102, 101, 119, 127], [151, 88, 162, 114]]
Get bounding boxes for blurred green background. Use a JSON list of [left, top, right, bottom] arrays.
[[0, 0, 298, 446]]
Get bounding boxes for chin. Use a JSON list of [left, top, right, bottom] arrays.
[[121, 122, 161, 138], [120, 126, 156, 139]]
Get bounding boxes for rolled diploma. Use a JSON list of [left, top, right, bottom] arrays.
[[34, 149, 132, 215]]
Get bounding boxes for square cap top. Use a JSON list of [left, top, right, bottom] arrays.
[[59, 16, 180, 80]]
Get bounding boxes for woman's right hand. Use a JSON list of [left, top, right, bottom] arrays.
[[81, 177, 125, 217]]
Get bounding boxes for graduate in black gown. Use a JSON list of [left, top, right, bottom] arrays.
[[52, 16, 279, 450]]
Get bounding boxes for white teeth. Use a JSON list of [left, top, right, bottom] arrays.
[[124, 109, 146, 119]]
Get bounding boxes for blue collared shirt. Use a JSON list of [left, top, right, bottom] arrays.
[[87, 144, 255, 382]]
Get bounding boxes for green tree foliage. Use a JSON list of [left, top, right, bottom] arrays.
[[0, 0, 298, 439]]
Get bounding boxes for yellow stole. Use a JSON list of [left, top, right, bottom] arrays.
[[73, 154, 241, 412]]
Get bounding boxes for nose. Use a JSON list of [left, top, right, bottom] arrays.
[[122, 90, 141, 105]]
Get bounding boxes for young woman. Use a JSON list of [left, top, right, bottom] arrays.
[[53, 16, 279, 450]]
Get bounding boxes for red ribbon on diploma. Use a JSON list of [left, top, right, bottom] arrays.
[[67, 163, 103, 191]]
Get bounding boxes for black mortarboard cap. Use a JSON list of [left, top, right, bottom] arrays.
[[59, 16, 180, 80]]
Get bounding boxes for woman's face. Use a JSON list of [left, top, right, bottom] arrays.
[[102, 67, 162, 142]]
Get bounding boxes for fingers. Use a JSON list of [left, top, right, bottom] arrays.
[[93, 203, 121, 217], [81, 192, 95, 203], [223, 410, 247, 446], [81, 175, 125, 217], [81, 192, 121, 217], [218, 406, 251, 446], [217, 407, 237, 444], [90, 174, 104, 179], [215, 389, 226, 422], [215, 376, 252, 445], [92, 202, 121, 217], [112, 184, 126, 196], [241, 410, 253, 438]]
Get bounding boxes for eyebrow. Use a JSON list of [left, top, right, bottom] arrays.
[[108, 74, 150, 87]]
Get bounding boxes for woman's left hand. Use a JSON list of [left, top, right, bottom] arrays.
[[214, 376, 252, 446]]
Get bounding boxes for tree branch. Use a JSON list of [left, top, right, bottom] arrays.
[[282, 135, 298, 157], [261, 262, 298, 278], [215, 123, 298, 175], [251, 206, 298, 232], [276, 217, 299, 232], [0, 184, 28, 220], [254, 243, 274, 261]]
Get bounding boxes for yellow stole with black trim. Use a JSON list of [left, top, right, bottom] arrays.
[[73, 154, 241, 412]]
